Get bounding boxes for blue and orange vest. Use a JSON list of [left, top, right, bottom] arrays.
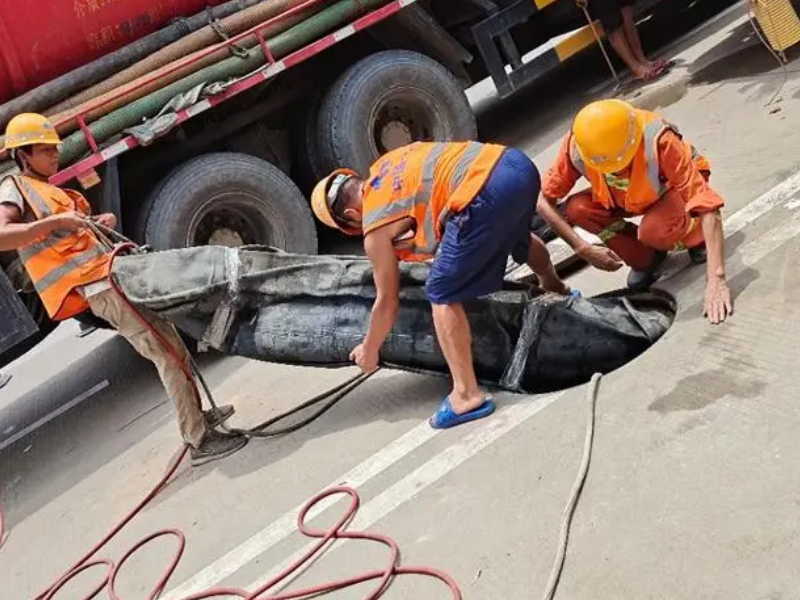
[[361, 141, 505, 261]]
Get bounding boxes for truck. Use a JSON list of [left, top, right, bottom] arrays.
[[0, 0, 718, 366]]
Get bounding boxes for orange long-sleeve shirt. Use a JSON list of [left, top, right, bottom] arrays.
[[541, 130, 724, 216]]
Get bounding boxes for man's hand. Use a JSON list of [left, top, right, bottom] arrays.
[[350, 343, 379, 374], [577, 244, 624, 271], [704, 277, 732, 324], [94, 213, 117, 229], [47, 211, 86, 233]]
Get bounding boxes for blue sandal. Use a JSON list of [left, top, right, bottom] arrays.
[[429, 396, 496, 429]]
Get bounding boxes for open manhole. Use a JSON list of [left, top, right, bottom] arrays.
[[509, 288, 677, 394]]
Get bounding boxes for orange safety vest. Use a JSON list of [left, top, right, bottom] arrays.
[[361, 141, 505, 261], [8, 175, 111, 321], [568, 110, 711, 214]]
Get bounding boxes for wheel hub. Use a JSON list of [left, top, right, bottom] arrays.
[[379, 120, 414, 151], [208, 227, 245, 247]]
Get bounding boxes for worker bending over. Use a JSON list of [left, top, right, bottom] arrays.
[[537, 99, 732, 324], [0, 113, 246, 465], [312, 142, 569, 429]]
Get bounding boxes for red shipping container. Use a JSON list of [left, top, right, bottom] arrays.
[[0, 0, 225, 103]]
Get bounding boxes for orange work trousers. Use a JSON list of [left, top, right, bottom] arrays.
[[563, 188, 705, 271]]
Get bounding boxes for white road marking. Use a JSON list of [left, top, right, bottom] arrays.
[[166, 169, 800, 597], [739, 211, 800, 267], [244, 391, 566, 594], [162, 419, 439, 599], [723, 171, 800, 236], [0, 380, 110, 452]]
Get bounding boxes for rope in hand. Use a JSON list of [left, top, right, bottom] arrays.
[[0, 241, 462, 599], [541, 373, 602, 600]]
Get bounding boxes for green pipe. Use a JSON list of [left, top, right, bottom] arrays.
[[60, 0, 387, 166]]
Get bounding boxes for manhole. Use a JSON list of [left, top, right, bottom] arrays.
[[516, 288, 677, 394]]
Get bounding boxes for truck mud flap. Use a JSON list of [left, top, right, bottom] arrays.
[[0, 267, 37, 358], [112, 246, 675, 393]]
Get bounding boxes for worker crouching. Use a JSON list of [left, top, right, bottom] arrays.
[[537, 99, 732, 324], [0, 113, 246, 465], [312, 142, 571, 429]]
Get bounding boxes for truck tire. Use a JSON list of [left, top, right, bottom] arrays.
[[317, 50, 477, 174], [142, 153, 318, 253], [292, 93, 328, 193]]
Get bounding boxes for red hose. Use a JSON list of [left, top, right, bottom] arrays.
[[15, 445, 461, 599], [0, 244, 463, 599]]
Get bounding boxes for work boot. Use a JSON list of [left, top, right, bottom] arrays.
[[688, 244, 707, 265], [626, 251, 668, 291], [203, 404, 235, 428], [190, 429, 247, 466]]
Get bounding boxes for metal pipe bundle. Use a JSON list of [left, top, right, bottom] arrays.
[[47, 0, 315, 132], [0, 0, 265, 131], [58, 0, 386, 166]]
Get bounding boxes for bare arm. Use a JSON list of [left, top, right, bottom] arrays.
[[362, 228, 401, 354], [537, 194, 589, 251], [656, 132, 730, 323], [0, 204, 86, 251], [536, 194, 623, 271], [701, 210, 732, 324]]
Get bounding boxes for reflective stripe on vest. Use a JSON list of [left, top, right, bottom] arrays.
[[642, 120, 669, 198], [32, 244, 107, 294], [411, 142, 449, 256], [362, 142, 505, 261], [15, 176, 53, 218], [361, 142, 448, 234], [18, 229, 72, 261], [448, 141, 483, 195]]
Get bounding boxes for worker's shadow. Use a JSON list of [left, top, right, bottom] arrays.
[[0, 337, 247, 527], [689, 21, 800, 102]]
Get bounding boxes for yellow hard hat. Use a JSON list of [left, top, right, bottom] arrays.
[[311, 168, 361, 236], [3, 113, 61, 151], [572, 99, 643, 174]]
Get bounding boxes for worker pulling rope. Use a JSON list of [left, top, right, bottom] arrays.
[[84, 228, 375, 441]]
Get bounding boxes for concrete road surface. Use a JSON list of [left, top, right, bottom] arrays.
[[4, 2, 800, 598]]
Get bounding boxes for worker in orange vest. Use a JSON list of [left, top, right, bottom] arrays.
[[312, 142, 570, 428], [0, 113, 246, 465], [537, 99, 732, 324]]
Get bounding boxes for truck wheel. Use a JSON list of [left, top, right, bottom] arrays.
[[317, 50, 477, 174], [293, 94, 328, 193], [143, 153, 318, 253]]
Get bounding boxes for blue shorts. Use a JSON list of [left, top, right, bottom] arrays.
[[426, 148, 541, 305]]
